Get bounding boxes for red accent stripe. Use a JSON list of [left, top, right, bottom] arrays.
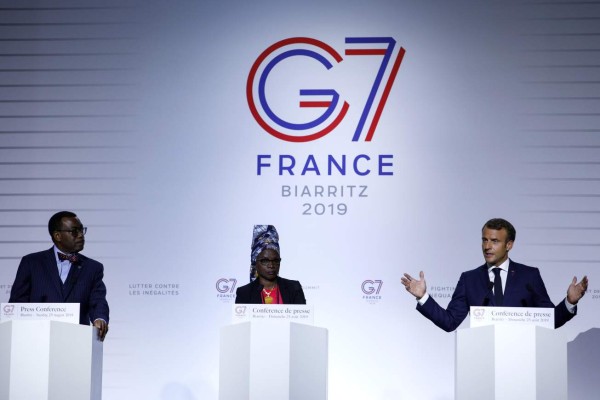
[[365, 47, 406, 142], [246, 37, 344, 142], [345, 49, 387, 56], [299, 101, 331, 108]]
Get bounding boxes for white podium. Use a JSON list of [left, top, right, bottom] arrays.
[[219, 319, 328, 400], [456, 323, 566, 400], [0, 320, 103, 400]]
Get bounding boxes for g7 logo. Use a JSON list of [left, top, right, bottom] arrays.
[[361, 280, 383, 295], [216, 278, 237, 294], [234, 306, 247, 315], [247, 37, 406, 143]]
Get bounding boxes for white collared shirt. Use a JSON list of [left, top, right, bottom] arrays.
[[488, 258, 510, 294], [53, 245, 72, 284]]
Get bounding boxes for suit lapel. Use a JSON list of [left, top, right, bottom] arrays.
[[44, 248, 64, 298], [478, 264, 489, 289], [503, 260, 518, 305], [477, 265, 494, 305], [278, 278, 289, 304], [62, 258, 83, 300], [250, 281, 263, 304]]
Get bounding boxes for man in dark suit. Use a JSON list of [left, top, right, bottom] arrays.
[[401, 218, 588, 331], [9, 211, 109, 340]]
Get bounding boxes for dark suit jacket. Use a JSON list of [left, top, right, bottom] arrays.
[[235, 277, 306, 304], [9, 247, 110, 325], [417, 260, 575, 331]]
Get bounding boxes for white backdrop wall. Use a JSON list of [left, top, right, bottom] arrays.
[[0, 1, 598, 399]]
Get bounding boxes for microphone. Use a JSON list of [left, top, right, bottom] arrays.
[[482, 281, 494, 306]]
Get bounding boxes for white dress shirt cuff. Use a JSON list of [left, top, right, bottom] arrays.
[[417, 293, 430, 306], [564, 298, 576, 314]]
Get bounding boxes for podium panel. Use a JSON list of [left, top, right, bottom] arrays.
[[219, 320, 328, 400], [0, 320, 103, 400], [456, 324, 566, 400]]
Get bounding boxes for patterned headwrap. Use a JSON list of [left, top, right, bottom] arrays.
[[249, 225, 280, 282]]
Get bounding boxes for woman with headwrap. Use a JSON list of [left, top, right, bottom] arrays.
[[235, 225, 306, 304]]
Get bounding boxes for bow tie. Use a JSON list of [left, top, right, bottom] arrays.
[[58, 252, 79, 264]]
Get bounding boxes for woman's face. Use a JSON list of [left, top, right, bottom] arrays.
[[255, 248, 281, 282]]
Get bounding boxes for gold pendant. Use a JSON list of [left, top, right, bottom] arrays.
[[264, 295, 273, 304]]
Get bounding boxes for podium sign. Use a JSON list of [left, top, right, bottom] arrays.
[[470, 306, 554, 329], [457, 319, 566, 399], [0, 320, 103, 400], [1, 303, 79, 325], [231, 304, 314, 325], [220, 305, 327, 400]]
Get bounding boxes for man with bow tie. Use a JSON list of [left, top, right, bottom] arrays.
[[9, 211, 109, 341], [401, 218, 589, 331]]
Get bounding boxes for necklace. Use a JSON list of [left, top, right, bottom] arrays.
[[262, 286, 276, 304]]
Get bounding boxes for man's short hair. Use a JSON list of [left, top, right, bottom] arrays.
[[483, 218, 516, 242], [48, 211, 77, 236]]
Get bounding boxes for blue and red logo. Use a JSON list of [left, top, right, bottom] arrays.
[[247, 37, 406, 143]]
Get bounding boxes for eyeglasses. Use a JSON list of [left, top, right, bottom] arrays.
[[56, 227, 87, 236], [257, 258, 281, 267]]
